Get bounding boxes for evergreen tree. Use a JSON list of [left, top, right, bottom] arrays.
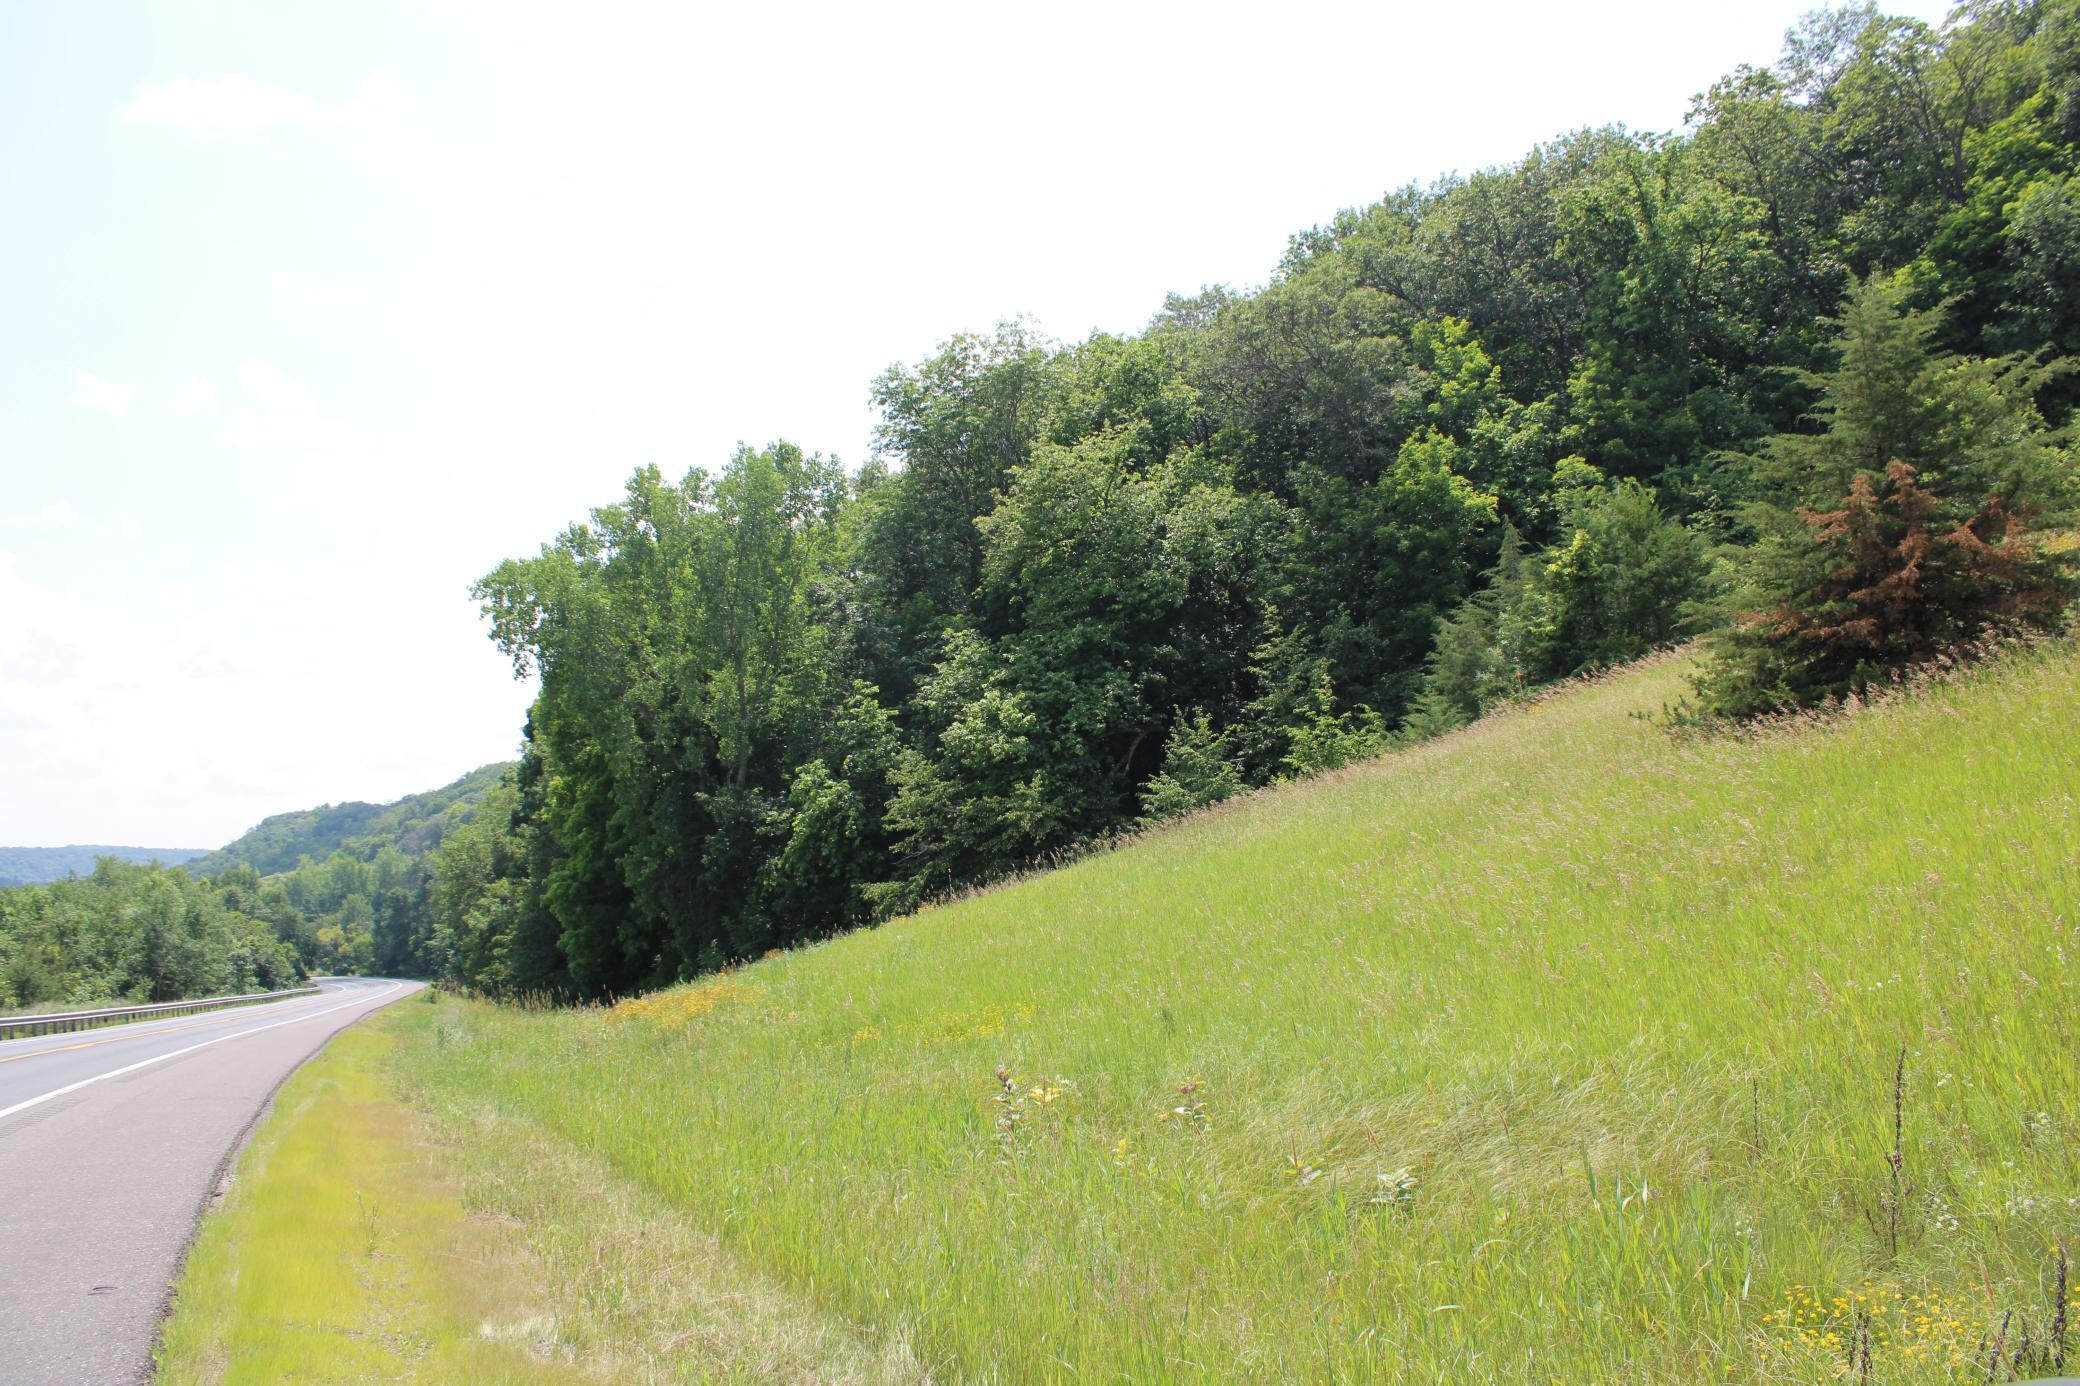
[[1138, 714, 1243, 824], [1702, 276, 2076, 714]]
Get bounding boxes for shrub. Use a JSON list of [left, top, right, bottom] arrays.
[[1418, 481, 1709, 726], [1531, 479, 1710, 671], [1138, 713, 1243, 823]]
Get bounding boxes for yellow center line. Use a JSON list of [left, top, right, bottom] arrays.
[[0, 992, 340, 1066]]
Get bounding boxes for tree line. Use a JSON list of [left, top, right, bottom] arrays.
[[0, 860, 303, 1010], [198, 4, 2080, 1001]]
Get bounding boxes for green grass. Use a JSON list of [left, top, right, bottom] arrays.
[[156, 1004, 587, 1384], [160, 996, 927, 1383], [193, 646, 2080, 1381]]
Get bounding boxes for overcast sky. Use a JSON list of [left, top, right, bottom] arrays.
[[0, 0, 1954, 849]]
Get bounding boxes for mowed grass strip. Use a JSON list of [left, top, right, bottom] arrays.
[[155, 1001, 583, 1383], [351, 645, 2075, 1381], [159, 996, 929, 1384]]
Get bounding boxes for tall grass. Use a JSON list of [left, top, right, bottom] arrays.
[[396, 645, 2080, 1382]]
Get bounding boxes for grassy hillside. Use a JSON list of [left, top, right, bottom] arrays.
[[0, 844, 207, 887], [173, 645, 2080, 1382], [191, 762, 512, 877]]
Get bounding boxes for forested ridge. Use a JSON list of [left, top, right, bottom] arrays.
[[0, 845, 208, 888], [190, 763, 511, 878], [419, 0, 2080, 1001]]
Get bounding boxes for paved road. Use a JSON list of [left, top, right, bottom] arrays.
[[0, 977, 417, 1384]]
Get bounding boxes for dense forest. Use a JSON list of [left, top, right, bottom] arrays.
[[412, 2, 2079, 1001]]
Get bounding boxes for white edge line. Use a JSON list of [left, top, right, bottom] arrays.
[[0, 981, 408, 1123]]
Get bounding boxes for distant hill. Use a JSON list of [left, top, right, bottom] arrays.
[[190, 763, 515, 877], [0, 845, 211, 888]]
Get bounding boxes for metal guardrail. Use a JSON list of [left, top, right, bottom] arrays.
[[0, 985, 323, 1040]]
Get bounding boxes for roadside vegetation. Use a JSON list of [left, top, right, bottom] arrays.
[[171, 641, 2080, 1380], [125, 3, 2080, 1381], [158, 1000, 583, 1383]]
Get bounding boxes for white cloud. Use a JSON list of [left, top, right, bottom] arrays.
[[74, 372, 134, 414], [39, 501, 78, 528], [173, 377, 221, 414], [118, 74, 400, 138], [234, 359, 314, 412]]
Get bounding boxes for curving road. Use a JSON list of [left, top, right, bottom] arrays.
[[0, 976, 417, 1384]]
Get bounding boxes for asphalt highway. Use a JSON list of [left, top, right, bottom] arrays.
[[0, 976, 416, 1384]]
